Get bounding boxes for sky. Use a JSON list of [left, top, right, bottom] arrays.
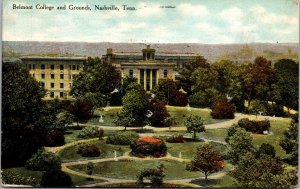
[[2, 0, 299, 44]]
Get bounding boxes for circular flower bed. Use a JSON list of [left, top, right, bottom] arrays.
[[130, 137, 167, 158]]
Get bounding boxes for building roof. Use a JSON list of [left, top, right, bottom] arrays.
[[20, 56, 87, 61]]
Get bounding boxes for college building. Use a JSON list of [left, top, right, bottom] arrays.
[[21, 45, 198, 99]]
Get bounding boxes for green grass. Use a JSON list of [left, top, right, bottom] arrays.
[[67, 173, 105, 186], [87, 107, 121, 126], [251, 119, 291, 158], [69, 159, 201, 179], [167, 106, 227, 126], [64, 129, 118, 144], [191, 175, 236, 187], [58, 139, 130, 162]]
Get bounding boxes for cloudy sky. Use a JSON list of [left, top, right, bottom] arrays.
[[2, 0, 299, 43]]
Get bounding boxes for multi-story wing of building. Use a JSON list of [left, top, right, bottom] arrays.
[[21, 45, 198, 99]]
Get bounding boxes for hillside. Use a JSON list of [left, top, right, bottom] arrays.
[[2, 41, 299, 63]]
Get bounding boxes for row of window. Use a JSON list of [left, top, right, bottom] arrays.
[[40, 82, 72, 89], [128, 69, 168, 78], [28, 64, 80, 70], [49, 91, 66, 98], [32, 73, 77, 80]]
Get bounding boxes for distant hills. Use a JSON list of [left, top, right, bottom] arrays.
[[2, 41, 299, 62]]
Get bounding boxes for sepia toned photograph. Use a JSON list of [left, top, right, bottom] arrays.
[[1, 0, 299, 188]]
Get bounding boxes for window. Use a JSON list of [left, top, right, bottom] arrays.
[[41, 64, 45, 70], [60, 83, 64, 88], [76, 65, 79, 70], [50, 92, 54, 98], [69, 75, 72, 79], [129, 70, 133, 78], [51, 74, 55, 79], [60, 92, 64, 98], [41, 82, 45, 88], [60, 65, 64, 70], [28, 64, 32, 69], [60, 74, 64, 79], [72, 74, 77, 79], [72, 65, 76, 70], [41, 73, 45, 79], [32, 74, 35, 78], [164, 70, 168, 78], [51, 64, 54, 70], [32, 64, 35, 70], [51, 83, 54, 88], [69, 65, 72, 70], [69, 83, 72, 88]]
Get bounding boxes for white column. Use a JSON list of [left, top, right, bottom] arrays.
[[150, 69, 153, 90], [144, 69, 146, 90]]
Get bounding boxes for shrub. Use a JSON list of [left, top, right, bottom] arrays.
[[25, 149, 61, 171], [130, 137, 167, 157], [76, 144, 101, 157], [166, 134, 184, 143], [137, 164, 165, 188], [169, 91, 188, 106], [189, 92, 210, 108], [2, 169, 39, 186], [40, 167, 72, 187], [45, 129, 65, 147], [149, 98, 170, 127], [106, 131, 139, 145], [290, 113, 298, 123], [256, 143, 276, 158], [211, 99, 235, 119], [266, 104, 285, 117], [77, 127, 104, 139], [247, 100, 267, 115], [237, 118, 270, 134]]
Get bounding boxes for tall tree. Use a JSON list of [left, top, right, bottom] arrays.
[[226, 127, 255, 164], [2, 63, 51, 167], [273, 59, 299, 111], [187, 143, 224, 180], [184, 115, 205, 140], [70, 57, 121, 108], [151, 78, 177, 104], [66, 98, 93, 127], [148, 98, 170, 127], [243, 57, 276, 105], [279, 121, 298, 165], [179, 56, 209, 95], [115, 83, 149, 130]]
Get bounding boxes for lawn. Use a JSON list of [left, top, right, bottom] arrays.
[[69, 159, 200, 180], [251, 119, 291, 158], [58, 139, 130, 162], [86, 106, 226, 127], [64, 129, 118, 144]]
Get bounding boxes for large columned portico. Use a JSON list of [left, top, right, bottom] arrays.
[[139, 68, 157, 91]]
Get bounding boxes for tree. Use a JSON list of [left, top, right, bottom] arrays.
[[40, 167, 73, 187], [86, 162, 94, 180], [152, 78, 177, 104], [149, 98, 170, 127], [66, 98, 93, 127], [279, 121, 298, 165], [243, 57, 276, 105], [137, 164, 165, 187], [70, 57, 121, 108], [256, 143, 276, 158], [54, 110, 75, 129], [179, 56, 209, 95], [2, 62, 52, 167], [184, 115, 205, 140], [229, 152, 286, 188], [115, 84, 149, 130], [211, 99, 235, 119], [187, 143, 224, 180], [226, 127, 255, 164], [273, 59, 299, 111]]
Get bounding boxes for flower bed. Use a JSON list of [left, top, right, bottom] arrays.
[[130, 137, 167, 158]]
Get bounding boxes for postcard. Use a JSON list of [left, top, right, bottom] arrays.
[[2, 0, 299, 188]]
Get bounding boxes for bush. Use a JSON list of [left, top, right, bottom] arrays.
[[290, 113, 298, 123], [130, 137, 167, 157], [265, 104, 285, 117], [40, 167, 72, 187], [25, 149, 61, 171], [169, 91, 188, 106], [2, 169, 39, 186], [106, 131, 139, 145], [211, 99, 235, 119], [189, 92, 210, 108], [237, 118, 271, 134], [166, 134, 184, 143], [76, 144, 101, 157], [256, 143, 276, 158], [77, 127, 104, 139], [149, 98, 170, 127], [247, 100, 267, 115], [45, 130, 65, 147]]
